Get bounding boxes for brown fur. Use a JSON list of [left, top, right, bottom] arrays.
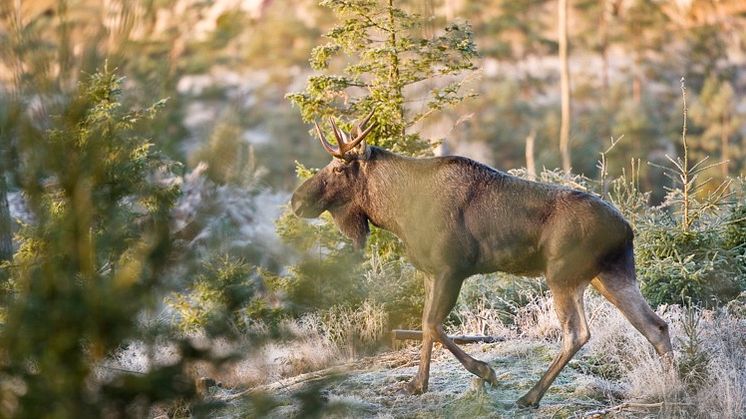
[[292, 145, 673, 407]]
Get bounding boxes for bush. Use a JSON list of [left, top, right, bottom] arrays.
[[723, 198, 746, 258], [363, 254, 424, 330], [635, 214, 745, 307], [318, 301, 388, 359], [0, 67, 193, 418], [166, 255, 262, 334], [452, 273, 547, 333]]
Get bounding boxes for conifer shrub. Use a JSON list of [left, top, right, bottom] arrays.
[[275, 0, 480, 331], [0, 67, 197, 418], [635, 215, 745, 307]]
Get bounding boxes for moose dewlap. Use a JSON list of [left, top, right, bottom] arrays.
[[291, 112, 673, 407]]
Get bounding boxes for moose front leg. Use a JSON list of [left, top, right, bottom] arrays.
[[406, 275, 436, 394], [406, 272, 498, 394]]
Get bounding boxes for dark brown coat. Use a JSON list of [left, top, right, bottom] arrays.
[[292, 142, 672, 407]]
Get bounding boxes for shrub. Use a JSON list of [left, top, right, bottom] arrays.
[[166, 255, 262, 334], [635, 214, 745, 307], [319, 301, 388, 359], [363, 254, 424, 330], [723, 197, 746, 258], [452, 273, 547, 333], [0, 67, 193, 418], [270, 210, 369, 314]]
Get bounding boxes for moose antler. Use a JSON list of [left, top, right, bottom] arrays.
[[314, 110, 376, 159]]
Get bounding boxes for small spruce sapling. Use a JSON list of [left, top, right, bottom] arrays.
[[276, 0, 479, 325]]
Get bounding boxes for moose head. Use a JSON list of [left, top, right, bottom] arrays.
[[290, 111, 377, 249]]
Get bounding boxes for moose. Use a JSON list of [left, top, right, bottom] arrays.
[[291, 111, 673, 407]]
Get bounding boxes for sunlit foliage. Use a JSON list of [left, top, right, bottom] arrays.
[[0, 67, 186, 418]]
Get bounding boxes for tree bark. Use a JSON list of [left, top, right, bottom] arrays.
[[0, 170, 12, 264], [600, 0, 610, 93], [388, 0, 405, 138], [721, 113, 730, 179], [525, 129, 537, 181], [558, 0, 572, 174]]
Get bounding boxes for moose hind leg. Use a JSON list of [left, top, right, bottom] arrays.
[[593, 272, 673, 357], [517, 283, 590, 408]]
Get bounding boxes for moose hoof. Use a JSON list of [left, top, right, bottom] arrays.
[[404, 378, 427, 395], [516, 394, 540, 408], [473, 361, 499, 387], [483, 365, 499, 388]]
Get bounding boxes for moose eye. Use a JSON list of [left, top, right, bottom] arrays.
[[333, 166, 345, 174]]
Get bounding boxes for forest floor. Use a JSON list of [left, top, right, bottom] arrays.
[[213, 338, 665, 418], [197, 294, 746, 418]]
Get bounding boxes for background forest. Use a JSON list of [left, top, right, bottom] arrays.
[[0, 0, 745, 418]]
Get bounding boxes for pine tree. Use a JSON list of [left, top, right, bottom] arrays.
[[0, 139, 11, 265], [273, 0, 479, 325], [287, 0, 479, 155], [0, 67, 189, 418]]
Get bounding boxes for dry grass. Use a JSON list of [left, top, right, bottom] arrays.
[[188, 287, 746, 418], [584, 294, 746, 418], [129, 286, 744, 418], [513, 293, 561, 341], [446, 298, 516, 340], [99, 300, 390, 394], [193, 302, 387, 389], [450, 289, 746, 418], [318, 301, 388, 360]]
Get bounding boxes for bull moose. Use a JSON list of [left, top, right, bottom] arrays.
[[291, 111, 673, 407]]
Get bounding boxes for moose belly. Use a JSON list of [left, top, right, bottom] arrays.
[[477, 246, 544, 276], [472, 234, 545, 276], [400, 228, 544, 277]]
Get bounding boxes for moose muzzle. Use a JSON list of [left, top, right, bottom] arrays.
[[291, 186, 323, 218]]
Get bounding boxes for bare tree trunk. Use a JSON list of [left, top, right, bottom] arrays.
[[443, 0, 461, 21], [632, 73, 641, 103], [721, 113, 730, 179], [558, 0, 572, 174], [388, 0, 405, 138], [600, 0, 610, 93], [0, 170, 12, 264], [599, 1, 611, 141], [525, 128, 537, 180]]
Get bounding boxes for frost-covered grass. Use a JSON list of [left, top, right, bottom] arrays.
[[447, 288, 746, 418], [101, 301, 389, 393], [204, 289, 745, 418]]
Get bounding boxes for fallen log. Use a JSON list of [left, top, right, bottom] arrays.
[[225, 364, 351, 401], [222, 351, 417, 401], [392, 329, 503, 344]]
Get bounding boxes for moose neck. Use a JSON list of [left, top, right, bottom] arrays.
[[359, 147, 425, 238], [329, 205, 369, 250]]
